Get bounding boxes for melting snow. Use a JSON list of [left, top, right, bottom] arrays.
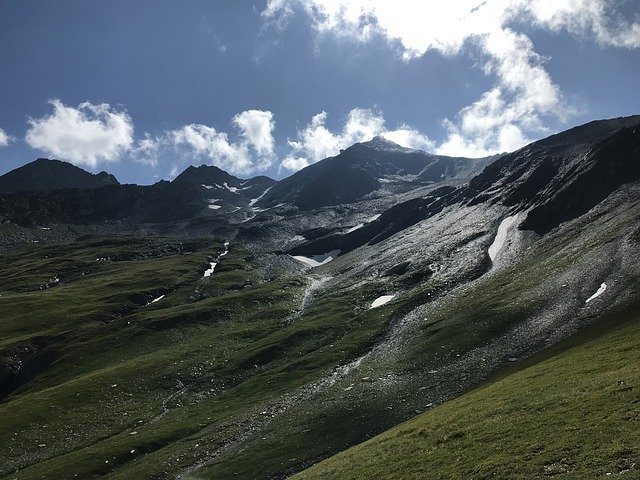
[[150, 294, 165, 304], [223, 182, 248, 193], [289, 235, 306, 242], [207, 199, 223, 210], [201, 184, 220, 190], [203, 262, 217, 277], [345, 214, 380, 234], [370, 295, 395, 309], [224, 182, 239, 193], [249, 185, 273, 207], [203, 242, 230, 278], [488, 214, 521, 262], [586, 283, 607, 303], [292, 250, 341, 268]]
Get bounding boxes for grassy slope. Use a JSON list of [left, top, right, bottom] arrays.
[[0, 236, 400, 479], [2, 193, 637, 479], [293, 302, 640, 480]]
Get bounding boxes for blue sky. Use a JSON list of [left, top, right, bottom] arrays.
[[0, 1, 638, 183]]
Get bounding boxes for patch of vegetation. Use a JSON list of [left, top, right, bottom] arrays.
[[293, 301, 640, 480], [0, 236, 399, 479]]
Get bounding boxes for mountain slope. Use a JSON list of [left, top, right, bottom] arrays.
[[0, 158, 119, 193], [0, 181, 207, 226], [288, 115, 640, 258], [0, 163, 276, 227], [1, 115, 640, 480], [259, 137, 494, 210], [464, 115, 640, 233], [172, 164, 276, 210], [293, 302, 640, 479]]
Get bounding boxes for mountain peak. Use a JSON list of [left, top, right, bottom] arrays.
[[172, 163, 239, 186], [356, 135, 416, 153], [0, 158, 119, 194]]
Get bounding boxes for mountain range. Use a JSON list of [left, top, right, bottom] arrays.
[[0, 115, 639, 479]]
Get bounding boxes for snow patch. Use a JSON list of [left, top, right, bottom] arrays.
[[370, 295, 395, 309], [488, 214, 521, 262], [203, 242, 230, 278], [586, 283, 607, 303], [346, 223, 364, 233], [150, 294, 165, 304], [249, 185, 273, 207], [289, 235, 306, 242], [207, 198, 223, 210], [224, 182, 239, 193], [345, 214, 380, 234], [292, 250, 341, 268], [223, 182, 249, 193]]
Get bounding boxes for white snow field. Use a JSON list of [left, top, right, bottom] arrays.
[[488, 214, 521, 262], [370, 295, 395, 309], [292, 250, 341, 268], [249, 185, 273, 207]]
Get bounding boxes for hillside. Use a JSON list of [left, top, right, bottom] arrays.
[[0, 158, 119, 193], [258, 137, 495, 210], [293, 301, 640, 479], [0, 116, 639, 479]]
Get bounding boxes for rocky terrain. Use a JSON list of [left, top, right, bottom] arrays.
[[0, 115, 639, 479]]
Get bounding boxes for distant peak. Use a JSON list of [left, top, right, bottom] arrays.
[[356, 136, 415, 153]]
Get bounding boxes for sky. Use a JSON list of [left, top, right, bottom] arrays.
[[0, 1, 639, 184]]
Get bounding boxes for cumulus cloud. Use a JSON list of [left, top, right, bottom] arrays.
[[281, 108, 435, 171], [25, 99, 134, 168], [138, 109, 277, 175], [263, 0, 640, 157], [233, 110, 275, 157], [282, 109, 382, 171], [380, 126, 435, 152], [0, 128, 12, 147]]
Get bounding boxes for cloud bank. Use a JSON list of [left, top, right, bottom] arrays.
[[25, 100, 134, 168], [263, 0, 640, 157], [24, 100, 277, 175]]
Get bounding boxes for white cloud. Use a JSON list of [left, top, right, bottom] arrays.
[[380, 126, 435, 151], [282, 109, 383, 171], [263, 0, 640, 157], [171, 124, 254, 174], [280, 156, 311, 171], [140, 109, 277, 175], [281, 108, 435, 171], [25, 100, 133, 168], [25, 99, 134, 168], [232, 110, 275, 157], [0, 128, 12, 147]]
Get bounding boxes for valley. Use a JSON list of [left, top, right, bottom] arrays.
[[1, 118, 639, 479]]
